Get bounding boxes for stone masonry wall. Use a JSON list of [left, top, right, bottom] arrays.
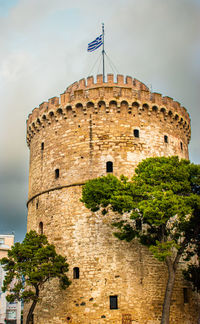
[[26, 74, 198, 324]]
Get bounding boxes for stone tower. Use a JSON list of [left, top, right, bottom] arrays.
[[26, 74, 198, 324]]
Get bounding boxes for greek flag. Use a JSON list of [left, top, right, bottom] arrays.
[[87, 34, 103, 52]]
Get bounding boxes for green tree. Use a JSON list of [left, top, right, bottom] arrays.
[[81, 156, 200, 324], [0, 231, 71, 324]]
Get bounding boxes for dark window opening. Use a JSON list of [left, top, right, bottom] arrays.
[[132, 102, 139, 108], [87, 102, 94, 108], [161, 107, 166, 114], [55, 169, 59, 179], [36, 201, 39, 209], [180, 142, 183, 150], [164, 135, 168, 143], [41, 142, 44, 150], [67, 317, 71, 321], [39, 222, 43, 235], [183, 288, 189, 303], [110, 295, 118, 309], [136, 219, 142, 230], [143, 103, 149, 110], [106, 161, 113, 173], [73, 267, 79, 279], [134, 129, 139, 138], [76, 103, 83, 109], [98, 101, 106, 108]]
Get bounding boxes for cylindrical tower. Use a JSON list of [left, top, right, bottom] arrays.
[[26, 74, 198, 324]]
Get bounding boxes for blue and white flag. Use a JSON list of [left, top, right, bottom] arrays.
[[87, 34, 103, 52]]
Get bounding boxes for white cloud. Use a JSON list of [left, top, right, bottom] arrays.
[[0, 51, 34, 82]]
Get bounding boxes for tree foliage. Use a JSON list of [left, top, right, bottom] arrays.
[[183, 237, 200, 293], [0, 230, 71, 324], [82, 156, 200, 324]]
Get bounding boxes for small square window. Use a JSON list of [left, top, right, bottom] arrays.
[[110, 295, 118, 309]]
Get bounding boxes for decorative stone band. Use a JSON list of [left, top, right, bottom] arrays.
[[27, 182, 85, 207], [26, 74, 191, 147]]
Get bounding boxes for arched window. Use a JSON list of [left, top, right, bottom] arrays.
[[143, 103, 149, 110], [73, 267, 79, 279], [76, 103, 83, 109], [133, 129, 139, 138], [98, 101, 106, 108], [87, 102, 94, 108], [132, 102, 139, 108], [152, 105, 158, 112], [106, 161, 113, 173], [39, 222, 43, 234], [55, 169, 59, 179], [164, 135, 168, 143]]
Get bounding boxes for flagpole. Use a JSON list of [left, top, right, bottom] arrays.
[[102, 23, 105, 82]]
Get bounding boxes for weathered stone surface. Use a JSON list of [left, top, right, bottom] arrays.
[[25, 75, 198, 323]]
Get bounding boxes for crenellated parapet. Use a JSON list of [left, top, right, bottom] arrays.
[[26, 74, 191, 147]]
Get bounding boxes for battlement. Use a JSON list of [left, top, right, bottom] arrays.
[[26, 74, 191, 147], [63, 74, 149, 92]]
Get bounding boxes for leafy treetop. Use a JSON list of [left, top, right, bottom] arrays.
[[82, 156, 200, 324], [1, 230, 70, 304]]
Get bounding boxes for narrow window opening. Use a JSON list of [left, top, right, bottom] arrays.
[[106, 161, 113, 173], [41, 142, 44, 150], [39, 222, 43, 235], [110, 295, 118, 309], [183, 288, 189, 303], [36, 201, 39, 209], [164, 135, 168, 143], [73, 267, 80, 279], [180, 142, 183, 150], [134, 129, 139, 138], [136, 219, 142, 230], [55, 169, 59, 179]]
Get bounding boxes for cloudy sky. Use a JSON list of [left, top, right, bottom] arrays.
[[0, 0, 200, 242]]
